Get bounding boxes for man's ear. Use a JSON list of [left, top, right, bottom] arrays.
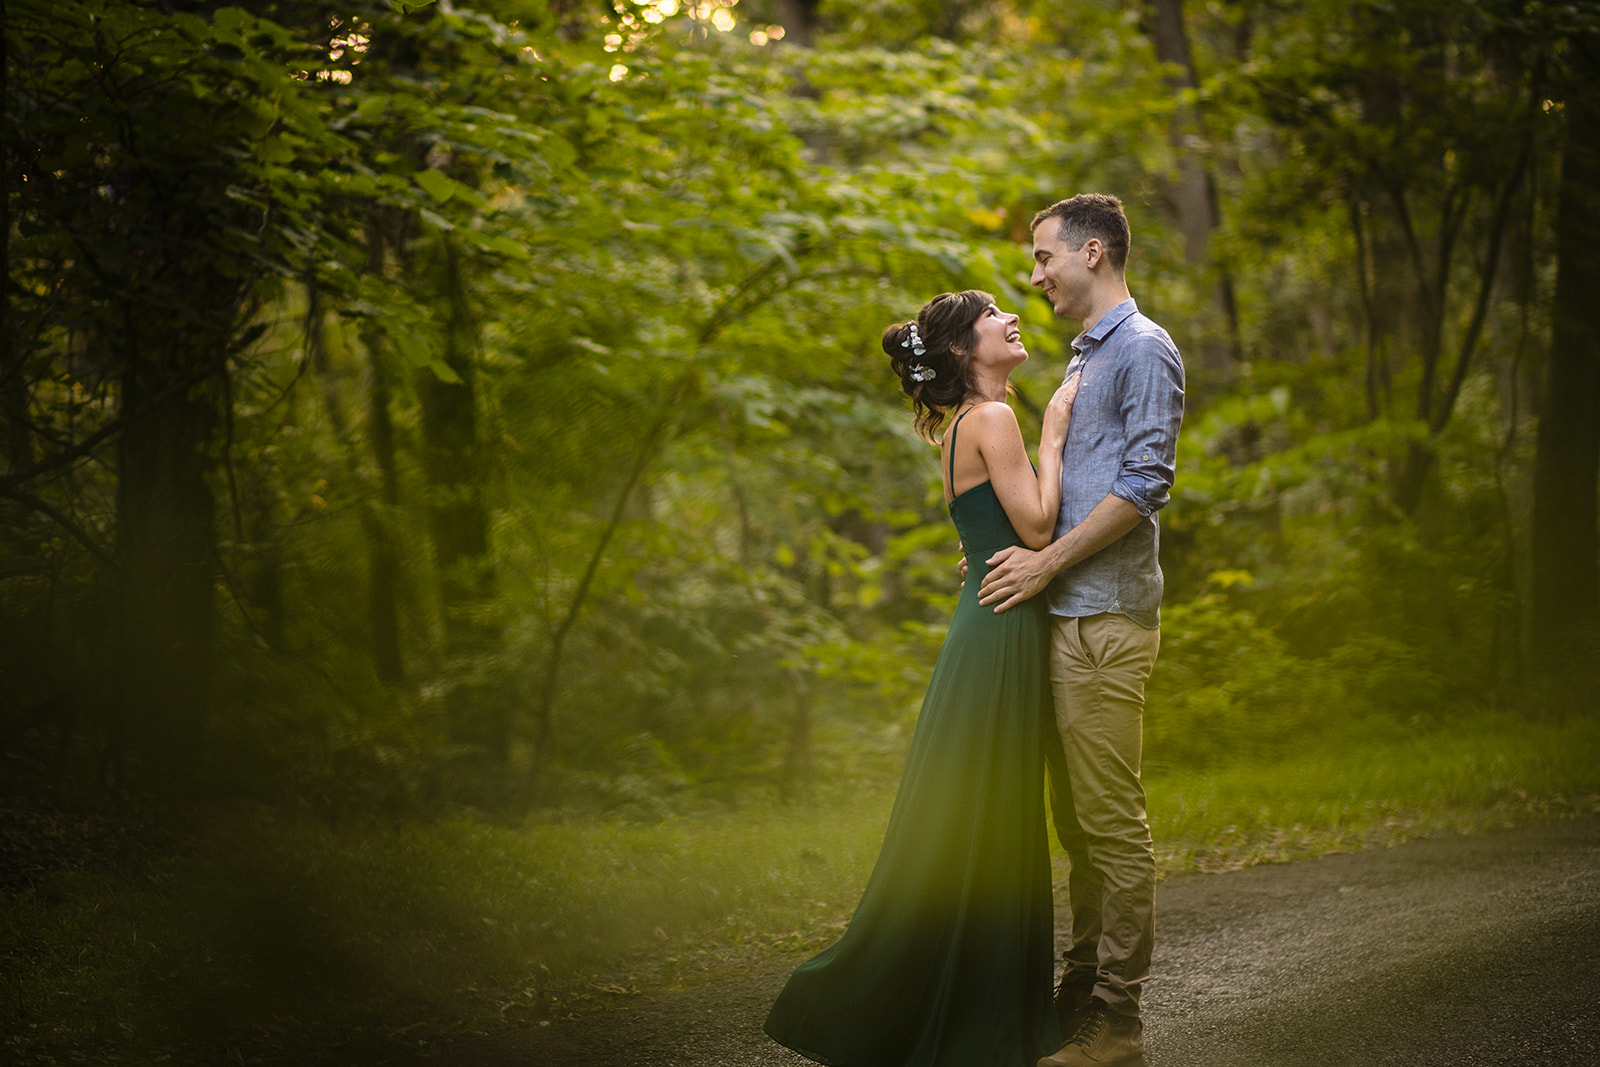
[[1083, 238, 1104, 269]]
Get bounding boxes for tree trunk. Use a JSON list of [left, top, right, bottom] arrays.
[[781, 666, 814, 798], [0, 0, 26, 472], [364, 332, 405, 685], [1146, 0, 1242, 366], [111, 349, 222, 791], [360, 217, 408, 683], [245, 503, 287, 652], [307, 269, 405, 683], [420, 238, 503, 759], [774, 0, 819, 47], [1531, 36, 1600, 681]]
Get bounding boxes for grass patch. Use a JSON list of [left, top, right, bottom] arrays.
[[4, 708, 1598, 1063], [1146, 709, 1600, 874]]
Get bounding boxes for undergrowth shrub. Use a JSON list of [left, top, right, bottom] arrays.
[[1146, 593, 1349, 769]]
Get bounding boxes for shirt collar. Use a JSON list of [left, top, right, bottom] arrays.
[[1070, 298, 1138, 355]]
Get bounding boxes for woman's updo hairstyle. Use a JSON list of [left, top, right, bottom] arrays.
[[883, 289, 991, 442]]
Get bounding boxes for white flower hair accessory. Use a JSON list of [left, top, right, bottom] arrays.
[[901, 322, 926, 357], [909, 364, 937, 382]]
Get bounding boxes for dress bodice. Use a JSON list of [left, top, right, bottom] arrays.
[[950, 481, 1027, 564]]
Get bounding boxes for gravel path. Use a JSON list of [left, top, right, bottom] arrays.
[[397, 814, 1600, 1067]]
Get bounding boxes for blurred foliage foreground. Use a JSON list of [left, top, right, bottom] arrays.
[[3, 710, 1597, 1064]]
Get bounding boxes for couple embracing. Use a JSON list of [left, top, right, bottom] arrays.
[[764, 194, 1185, 1067]]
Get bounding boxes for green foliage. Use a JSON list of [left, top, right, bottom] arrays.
[[1147, 589, 1349, 770], [1, 0, 1591, 813]]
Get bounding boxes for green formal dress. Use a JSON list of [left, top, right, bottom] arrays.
[[765, 409, 1059, 1067]]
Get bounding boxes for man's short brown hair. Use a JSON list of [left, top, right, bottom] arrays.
[[1031, 194, 1131, 273]]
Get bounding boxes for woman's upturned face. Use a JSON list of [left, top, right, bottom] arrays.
[[966, 302, 1027, 370]]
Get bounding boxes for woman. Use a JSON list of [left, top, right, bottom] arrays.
[[764, 290, 1078, 1067]]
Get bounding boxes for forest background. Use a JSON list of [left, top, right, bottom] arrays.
[[3, 0, 1600, 1062]]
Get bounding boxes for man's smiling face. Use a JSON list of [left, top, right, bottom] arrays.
[[1030, 219, 1091, 321]]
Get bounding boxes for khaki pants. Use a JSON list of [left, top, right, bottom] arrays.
[[1044, 612, 1160, 1018]]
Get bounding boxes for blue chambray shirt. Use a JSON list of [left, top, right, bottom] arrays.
[[1046, 298, 1185, 628]]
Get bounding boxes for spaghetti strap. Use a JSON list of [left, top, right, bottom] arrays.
[[946, 406, 976, 501]]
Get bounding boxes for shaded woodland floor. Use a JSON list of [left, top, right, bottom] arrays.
[[4, 710, 1598, 1065], [333, 813, 1600, 1067]]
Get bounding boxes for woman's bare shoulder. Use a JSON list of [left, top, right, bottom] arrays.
[[963, 400, 1021, 438]]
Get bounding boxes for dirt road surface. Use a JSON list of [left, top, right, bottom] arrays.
[[412, 814, 1600, 1067]]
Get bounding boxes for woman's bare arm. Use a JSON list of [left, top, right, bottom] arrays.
[[962, 384, 1076, 549]]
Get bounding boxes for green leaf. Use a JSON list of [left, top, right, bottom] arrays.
[[413, 169, 487, 211], [390, 329, 434, 367], [456, 229, 529, 260], [414, 169, 457, 203], [418, 208, 455, 231], [427, 359, 463, 384], [539, 135, 578, 172]]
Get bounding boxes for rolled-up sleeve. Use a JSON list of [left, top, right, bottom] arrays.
[[1111, 333, 1185, 516]]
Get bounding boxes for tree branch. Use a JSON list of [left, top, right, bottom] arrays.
[[531, 374, 691, 777], [0, 362, 217, 493], [1431, 116, 1534, 437], [1, 486, 111, 562], [1348, 191, 1382, 421]]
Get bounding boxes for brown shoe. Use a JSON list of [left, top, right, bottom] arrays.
[[1053, 980, 1097, 1038], [1037, 1000, 1145, 1067]]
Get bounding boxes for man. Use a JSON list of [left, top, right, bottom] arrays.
[[980, 194, 1184, 1067]]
